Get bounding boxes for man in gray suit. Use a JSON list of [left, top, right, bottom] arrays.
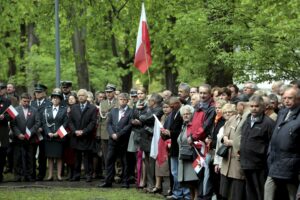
[[11, 93, 40, 182]]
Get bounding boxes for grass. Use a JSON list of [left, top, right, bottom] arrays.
[[0, 187, 164, 200]]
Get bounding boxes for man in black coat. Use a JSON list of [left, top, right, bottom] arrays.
[[240, 95, 274, 200], [132, 93, 163, 191], [265, 87, 300, 200], [161, 97, 191, 199], [11, 93, 40, 182], [69, 89, 97, 182], [60, 81, 72, 106], [30, 84, 51, 181], [0, 83, 11, 182], [99, 93, 132, 188]]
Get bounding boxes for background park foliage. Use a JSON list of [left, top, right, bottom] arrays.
[[0, 0, 299, 93]]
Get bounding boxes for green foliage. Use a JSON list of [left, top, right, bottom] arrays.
[[0, 0, 299, 91]]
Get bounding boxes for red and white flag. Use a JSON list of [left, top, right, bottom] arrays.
[[25, 127, 31, 140], [192, 154, 207, 174], [57, 126, 67, 139], [134, 3, 152, 74], [192, 140, 208, 175], [6, 105, 19, 119]]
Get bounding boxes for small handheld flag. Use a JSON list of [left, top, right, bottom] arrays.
[[57, 126, 68, 138]]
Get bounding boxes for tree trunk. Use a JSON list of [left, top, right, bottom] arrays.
[[205, 63, 233, 87], [26, 23, 40, 93], [72, 27, 89, 90], [164, 49, 178, 94]]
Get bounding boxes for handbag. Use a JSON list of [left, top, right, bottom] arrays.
[[179, 144, 194, 160], [216, 144, 229, 158]]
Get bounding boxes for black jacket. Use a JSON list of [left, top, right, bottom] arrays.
[[138, 106, 163, 152], [168, 109, 184, 157], [0, 96, 11, 147], [240, 113, 274, 170], [42, 105, 68, 142], [268, 107, 300, 180], [69, 102, 97, 151]]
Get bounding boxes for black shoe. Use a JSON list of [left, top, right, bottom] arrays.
[[121, 183, 130, 189], [13, 177, 22, 182], [98, 182, 112, 188], [70, 177, 80, 182], [24, 177, 35, 182], [86, 177, 92, 182], [36, 177, 44, 181]]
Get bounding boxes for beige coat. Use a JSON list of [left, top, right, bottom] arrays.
[[220, 114, 245, 180], [98, 98, 118, 140]]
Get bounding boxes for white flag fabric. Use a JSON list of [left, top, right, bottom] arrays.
[[150, 114, 163, 159], [6, 105, 19, 119], [25, 127, 31, 140]]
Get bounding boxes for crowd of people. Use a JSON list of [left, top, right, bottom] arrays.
[[0, 80, 299, 200]]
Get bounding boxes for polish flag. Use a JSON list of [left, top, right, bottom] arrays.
[[134, 3, 152, 74], [57, 126, 67, 139], [6, 105, 19, 119], [150, 114, 163, 159], [192, 141, 208, 175], [25, 127, 31, 140], [192, 154, 206, 174]]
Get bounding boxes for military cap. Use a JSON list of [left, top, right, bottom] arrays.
[[105, 83, 116, 92], [130, 89, 138, 97], [51, 90, 63, 100], [34, 84, 47, 92], [60, 81, 72, 88]]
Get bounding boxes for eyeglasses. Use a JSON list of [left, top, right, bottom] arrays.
[[182, 113, 192, 115], [137, 93, 144, 95]]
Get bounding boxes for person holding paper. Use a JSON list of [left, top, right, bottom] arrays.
[[43, 90, 68, 181]]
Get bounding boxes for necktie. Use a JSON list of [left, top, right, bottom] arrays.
[[285, 111, 292, 121], [37, 101, 40, 107], [81, 104, 84, 112], [53, 108, 58, 118]]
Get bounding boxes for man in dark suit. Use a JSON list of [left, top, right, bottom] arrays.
[[30, 84, 51, 181], [60, 81, 72, 106], [99, 93, 132, 188], [69, 89, 97, 182], [11, 93, 40, 182], [161, 97, 190, 199], [0, 82, 11, 182]]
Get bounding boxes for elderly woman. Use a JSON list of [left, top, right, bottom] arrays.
[[214, 103, 237, 167], [177, 104, 198, 200], [219, 103, 247, 200]]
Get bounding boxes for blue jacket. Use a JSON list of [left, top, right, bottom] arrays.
[[268, 106, 300, 180]]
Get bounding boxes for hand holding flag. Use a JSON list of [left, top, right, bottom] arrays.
[[57, 126, 68, 139], [5, 105, 19, 119], [25, 127, 31, 140]]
